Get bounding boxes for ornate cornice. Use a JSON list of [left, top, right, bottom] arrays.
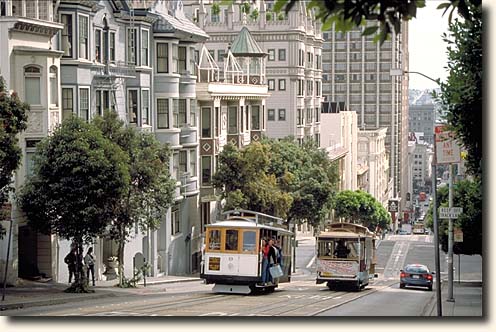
[[11, 19, 63, 37]]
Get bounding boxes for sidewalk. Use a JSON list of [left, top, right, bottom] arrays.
[[426, 279, 483, 316], [0, 275, 201, 313]]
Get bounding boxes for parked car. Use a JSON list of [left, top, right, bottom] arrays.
[[400, 264, 434, 291]]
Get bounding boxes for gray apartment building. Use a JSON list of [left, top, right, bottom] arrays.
[[321, 22, 409, 214], [409, 104, 436, 145]]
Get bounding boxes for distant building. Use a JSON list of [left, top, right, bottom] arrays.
[[409, 104, 435, 144], [321, 21, 409, 214], [357, 128, 390, 207], [320, 101, 358, 191]]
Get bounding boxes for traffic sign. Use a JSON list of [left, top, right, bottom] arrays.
[[388, 200, 398, 212], [435, 126, 461, 164], [439, 207, 463, 219], [454, 227, 463, 242]]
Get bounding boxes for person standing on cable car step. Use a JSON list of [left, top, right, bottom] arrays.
[[267, 238, 278, 284], [261, 239, 269, 285]]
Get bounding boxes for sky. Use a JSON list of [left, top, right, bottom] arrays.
[[408, 0, 453, 90]]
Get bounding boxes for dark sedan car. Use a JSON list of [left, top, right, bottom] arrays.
[[400, 264, 434, 291]]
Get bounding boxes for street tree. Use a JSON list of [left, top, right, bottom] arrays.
[[333, 190, 391, 231], [270, 139, 338, 226], [18, 116, 129, 292], [92, 111, 176, 287], [436, 3, 482, 178], [0, 77, 28, 239], [425, 178, 481, 256], [214, 142, 293, 218], [213, 138, 339, 227]]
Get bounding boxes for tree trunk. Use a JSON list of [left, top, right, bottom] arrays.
[[117, 225, 125, 287], [64, 237, 92, 293]]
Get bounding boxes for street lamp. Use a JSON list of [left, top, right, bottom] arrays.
[[390, 68, 444, 317]]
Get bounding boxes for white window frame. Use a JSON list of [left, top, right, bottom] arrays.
[[278, 79, 286, 91], [141, 89, 150, 126], [109, 31, 116, 62], [61, 86, 76, 121], [127, 88, 139, 124], [60, 12, 75, 59], [141, 28, 149, 67], [268, 49, 275, 61], [126, 27, 138, 65], [94, 28, 102, 63], [49, 66, 59, 107], [156, 98, 170, 129], [24, 65, 42, 106], [268, 79, 275, 91], [78, 14, 89, 60], [78, 87, 90, 121], [156, 42, 169, 74]]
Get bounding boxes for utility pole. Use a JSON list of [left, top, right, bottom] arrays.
[[432, 161, 442, 316], [447, 163, 455, 302]]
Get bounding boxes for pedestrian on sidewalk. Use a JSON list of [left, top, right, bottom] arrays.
[[84, 247, 96, 286], [64, 249, 77, 283]]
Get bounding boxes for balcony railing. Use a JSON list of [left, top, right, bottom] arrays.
[[92, 61, 136, 78]]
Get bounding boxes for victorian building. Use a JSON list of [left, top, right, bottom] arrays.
[[2, 0, 210, 285], [195, 25, 268, 236], [184, 0, 323, 145], [1, 0, 63, 285]]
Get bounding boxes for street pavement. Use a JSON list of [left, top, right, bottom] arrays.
[[0, 231, 482, 316]]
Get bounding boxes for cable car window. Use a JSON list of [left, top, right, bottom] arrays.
[[242, 231, 256, 252], [208, 229, 221, 250], [225, 229, 239, 251]]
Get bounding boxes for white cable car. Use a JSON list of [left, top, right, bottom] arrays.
[[201, 210, 294, 294], [316, 222, 378, 291]]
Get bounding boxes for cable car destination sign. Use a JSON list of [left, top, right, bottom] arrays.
[[435, 125, 461, 164]]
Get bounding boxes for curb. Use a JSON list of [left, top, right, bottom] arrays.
[[136, 277, 201, 286], [0, 292, 117, 312]]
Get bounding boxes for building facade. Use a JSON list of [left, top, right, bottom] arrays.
[[322, 22, 409, 213], [1, 0, 63, 285], [184, 0, 323, 145], [195, 23, 269, 236], [409, 104, 435, 145], [357, 128, 391, 207], [320, 101, 358, 191], [2, 0, 210, 284]]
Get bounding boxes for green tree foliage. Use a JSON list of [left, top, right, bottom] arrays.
[[436, 3, 482, 178], [0, 77, 28, 239], [18, 116, 129, 292], [333, 190, 391, 231], [213, 138, 339, 227], [92, 111, 176, 287], [425, 179, 481, 256]]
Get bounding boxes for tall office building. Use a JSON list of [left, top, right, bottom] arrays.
[[322, 22, 409, 214]]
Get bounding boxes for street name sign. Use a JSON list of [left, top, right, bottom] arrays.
[[439, 207, 463, 219], [435, 126, 461, 164]]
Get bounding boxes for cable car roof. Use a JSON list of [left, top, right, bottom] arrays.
[[206, 218, 293, 235]]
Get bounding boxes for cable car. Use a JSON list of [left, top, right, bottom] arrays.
[[316, 222, 378, 291], [201, 210, 294, 294]]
